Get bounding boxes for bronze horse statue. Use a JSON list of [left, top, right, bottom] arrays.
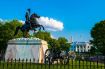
[[14, 9, 45, 37]]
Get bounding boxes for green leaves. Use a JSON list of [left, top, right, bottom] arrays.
[[58, 37, 70, 51], [34, 31, 51, 42], [0, 20, 23, 51], [91, 20, 105, 55], [34, 32, 71, 51]]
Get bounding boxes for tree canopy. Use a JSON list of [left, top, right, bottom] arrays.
[[90, 20, 105, 55], [33, 31, 51, 42], [0, 20, 23, 51], [58, 37, 70, 51], [34, 31, 70, 51]]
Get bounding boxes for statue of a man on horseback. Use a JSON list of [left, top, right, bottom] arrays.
[[14, 9, 45, 37]]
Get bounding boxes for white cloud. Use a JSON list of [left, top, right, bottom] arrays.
[[37, 16, 64, 31]]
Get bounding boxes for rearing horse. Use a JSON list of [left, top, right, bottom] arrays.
[[30, 13, 45, 31], [14, 9, 45, 37]]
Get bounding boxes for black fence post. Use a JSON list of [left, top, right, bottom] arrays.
[[30, 59, 31, 69], [48, 61, 50, 69], [14, 58, 16, 69], [37, 63, 38, 69], [22, 59, 24, 69], [53, 62, 54, 69], [0, 59, 1, 67], [18, 58, 20, 69], [41, 61, 42, 69], [64, 60, 65, 69], [11, 58, 13, 69], [86, 60, 88, 69], [33, 58, 35, 69], [57, 59, 58, 69], [79, 60, 80, 69], [59, 60, 60, 69], [75, 59, 77, 69], [0, 51, 1, 68], [93, 59, 95, 69], [7, 59, 9, 69], [104, 56, 105, 69], [26, 59, 28, 69], [44, 61, 46, 69], [97, 56, 98, 68], [101, 65, 102, 69], [68, 59, 69, 69], [83, 59, 84, 69], [90, 58, 91, 69], [3, 58, 5, 69], [72, 59, 73, 69]]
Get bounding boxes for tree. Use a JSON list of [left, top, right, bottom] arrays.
[[48, 38, 60, 48], [33, 31, 59, 48], [0, 20, 23, 51], [34, 32, 71, 51], [90, 46, 97, 55], [58, 37, 70, 51], [33, 31, 52, 42], [90, 20, 105, 55]]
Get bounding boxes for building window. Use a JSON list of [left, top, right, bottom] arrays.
[[84, 46, 85, 48]]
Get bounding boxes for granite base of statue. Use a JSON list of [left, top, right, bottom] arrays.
[[5, 37, 48, 63]]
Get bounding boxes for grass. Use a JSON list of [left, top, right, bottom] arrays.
[[0, 60, 104, 69]]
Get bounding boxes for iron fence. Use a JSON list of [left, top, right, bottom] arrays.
[[0, 51, 105, 69], [0, 58, 105, 69]]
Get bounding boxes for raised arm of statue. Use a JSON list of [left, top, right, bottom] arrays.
[[25, 9, 30, 21]]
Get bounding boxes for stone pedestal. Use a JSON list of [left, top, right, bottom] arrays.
[[5, 37, 48, 63]]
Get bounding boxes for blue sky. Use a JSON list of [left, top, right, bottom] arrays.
[[0, 0, 105, 42]]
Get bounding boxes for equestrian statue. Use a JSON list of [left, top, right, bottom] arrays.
[[14, 9, 45, 37]]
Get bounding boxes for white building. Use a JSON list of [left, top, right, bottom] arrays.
[[75, 42, 92, 53]]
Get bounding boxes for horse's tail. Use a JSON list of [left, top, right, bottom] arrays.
[[14, 26, 21, 36]]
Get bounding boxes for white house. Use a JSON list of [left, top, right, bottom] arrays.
[[75, 42, 92, 53]]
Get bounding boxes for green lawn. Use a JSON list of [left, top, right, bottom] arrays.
[[0, 60, 104, 69]]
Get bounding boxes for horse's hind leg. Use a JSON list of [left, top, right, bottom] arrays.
[[37, 25, 45, 31], [40, 25, 45, 30], [38, 25, 41, 31]]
